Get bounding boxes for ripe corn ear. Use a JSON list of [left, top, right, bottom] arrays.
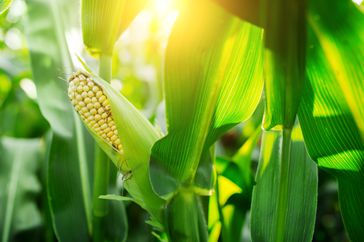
[[68, 71, 122, 151]]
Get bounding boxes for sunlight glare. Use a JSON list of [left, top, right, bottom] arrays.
[[20, 78, 37, 100], [352, 0, 363, 5], [153, 0, 175, 15]]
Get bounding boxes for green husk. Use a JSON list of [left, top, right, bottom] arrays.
[[70, 65, 164, 223]]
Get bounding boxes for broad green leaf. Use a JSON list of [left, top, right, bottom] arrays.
[[0, 0, 12, 15], [0, 137, 42, 242], [25, 0, 127, 241], [299, 1, 364, 240], [261, 0, 306, 129], [25, 0, 91, 240], [307, 0, 364, 140], [150, 0, 263, 196], [250, 128, 318, 242], [165, 190, 208, 242], [82, 0, 147, 55]]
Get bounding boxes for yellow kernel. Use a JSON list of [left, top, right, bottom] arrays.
[[87, 81, 94, 87], [75, 105, 81, 111], [76, 95, 82, 101], [115, 139, 120, 144], [91, 97, 98, 103], [81, 92, 88, 98], [94, 102, 101, 109], [98, 119, 105, 125], [89, 120, 96, 126], [107, 131, 114, 137], [104, 127, 111, 134], [102, 133, 107, 139], [110, 135, 117, 141], [96, 91, 103, 98], [102, 99, 109, 106], [78, 101, 86, 107], [101, 123, 108, 130], [99, 95, 106, 103], [118, 144, 122, 150], [87, 103, 93, 109], [101, 113, 108, 119], [98, 108, 105, 115], [83, 85, 89, 92], [90, 109, 97, 115], [72, 77, 80, 84], [81, 107, 88, 114], [92, 86, 99, 92], [84, 97, 91, 104], [95, 114, 101, 121], [76, 86, 83, 93], [87, 91, 94, 97], [111, 125, 116, 131]]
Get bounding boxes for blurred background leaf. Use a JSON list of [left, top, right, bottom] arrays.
[[25, 0, 127, 241], [25, 0, 92, 239], [0, 137, 42, 242], [0, 0, 13, 15]]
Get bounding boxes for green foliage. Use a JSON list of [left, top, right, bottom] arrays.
[[150, 0, 263, 197], [261, 0, 306, 130], [251, 128, 318, 242], [299, 1, 364, 241], [0, 137, 42, 242], [82, 0, 147, 55], [25, 0, 127, 241], [0, 0, 12, 15], [0, 0, 363, 241], [25, 0, 93, 240]]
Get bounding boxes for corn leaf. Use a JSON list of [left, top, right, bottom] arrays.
[[299, 1, 364, 240], [0, 0, 12, 15], [25, 0, 92, 240], [0, 137, 42, 242], [307, 0, 364, 140], [25, 0, 127, 241], [250, 129, 318, 242], [82, 0, 147, 55], [150, 1, 263, 197], [261, 0, 306, 130]]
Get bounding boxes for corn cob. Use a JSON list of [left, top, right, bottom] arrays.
[[68, 71, 122, 151]]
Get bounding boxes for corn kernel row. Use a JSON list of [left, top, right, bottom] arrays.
[[68, 71, 122, 151]]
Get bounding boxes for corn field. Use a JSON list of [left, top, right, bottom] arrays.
[[0, 0, 363, 241]]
